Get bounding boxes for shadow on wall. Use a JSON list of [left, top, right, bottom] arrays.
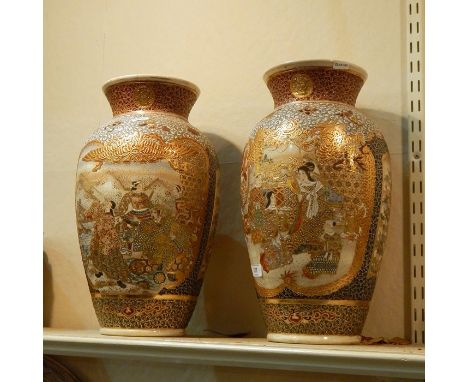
[[361, 108, 411, 340], [188, 132, 266, 338], [43, 251, 54, 327]]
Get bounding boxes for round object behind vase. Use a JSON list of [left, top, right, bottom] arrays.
[[240, 60, 391, 344], [75, 75, 219, 336]]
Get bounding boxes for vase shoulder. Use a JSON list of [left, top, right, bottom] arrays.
[[81, 111, 217, 160], [253, 101, 381, 141]]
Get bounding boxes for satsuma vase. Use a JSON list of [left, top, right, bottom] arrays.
[[240, 61, 391, 344], [75, 75, 219, 336]]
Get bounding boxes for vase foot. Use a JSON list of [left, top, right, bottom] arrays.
[[99, 328, 185, 337], [267, 333, 361, 345]]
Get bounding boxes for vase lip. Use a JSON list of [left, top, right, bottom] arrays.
[[102, 74, 200, 97], [263, 59, 368, 83]]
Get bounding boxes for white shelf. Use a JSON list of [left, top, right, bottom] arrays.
[[43, 328, 424, 379]]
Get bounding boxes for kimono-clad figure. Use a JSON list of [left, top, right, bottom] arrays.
[[87, 200, 129, 288], [321, 219, 343, 264], [244, 187, 266, 245], [296, 162, 323, 219], [259, 190, 293, 272], [119, 181, 161, 262], [259, 229, 291, 273], [289, 161, 324, 235]]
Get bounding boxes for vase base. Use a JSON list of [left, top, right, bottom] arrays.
[[267, 333, 361, 345], [99, 328, 185, 337]]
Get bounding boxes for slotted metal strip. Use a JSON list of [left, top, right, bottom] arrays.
[[407, 0, 425, 345]]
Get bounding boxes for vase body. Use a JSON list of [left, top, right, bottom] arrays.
[[240, 61, 391, 344], [75, 76, 219, 336]]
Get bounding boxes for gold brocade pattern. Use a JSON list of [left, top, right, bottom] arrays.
[[263, 298, 369, 307], [133, 84, 156, 108], [92, 296, 197, 329], [82, 134, 209, 174], [105, 80, 197, 118], [290, 73, 313, 98], [77, 132, 212, 293], [260, 301, 368, 335], [267, 68, 364, 108], [244, 63, 391, 339], [91, 293, 198, 300], [242, 108, 379, 297]]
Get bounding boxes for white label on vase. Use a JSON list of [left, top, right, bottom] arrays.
[[251, 264, 263, 278], [333, 61, 350, 70]]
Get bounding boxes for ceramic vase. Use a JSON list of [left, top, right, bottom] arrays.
[[240, 61, 391, 344], [75, 75, 219, 336]]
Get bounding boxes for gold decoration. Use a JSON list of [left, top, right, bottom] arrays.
[[92, 296, 197, 329], [262, 299, 369, 307], [260, 302, 368, 335], [76, 77, 219, 333], [133, 84, 155, 108], [92, 293, 198, 301], [242, 118, 377, 297], [82, 133, 165, 170], [78, 132, 212, 293], [82, 133, 209, 175], [290, 73, 313, 98]]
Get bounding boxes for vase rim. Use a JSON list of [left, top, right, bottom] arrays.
[[102, 74, 200, 97], [263, 60, 368, 82]]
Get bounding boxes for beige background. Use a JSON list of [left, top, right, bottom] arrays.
[[44, 0, 410, 380]]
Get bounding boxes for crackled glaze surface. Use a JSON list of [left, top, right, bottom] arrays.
[[75, 77, 219, 334], [241, 62, 391, 343]]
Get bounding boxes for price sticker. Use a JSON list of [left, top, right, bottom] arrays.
[[251, 264, 263, 278], [333, 61, 350, 70]]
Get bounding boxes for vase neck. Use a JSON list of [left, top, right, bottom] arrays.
[[264, 61, 366, 108], [103, 76, 200, 118]]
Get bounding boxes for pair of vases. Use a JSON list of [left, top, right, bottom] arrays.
[[75, 60, 391, 345]]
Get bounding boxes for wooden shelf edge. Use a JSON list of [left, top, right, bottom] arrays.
[[43, 328, 425, 379]]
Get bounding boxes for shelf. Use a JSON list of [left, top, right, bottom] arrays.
[[43, 328, 424, 379]]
